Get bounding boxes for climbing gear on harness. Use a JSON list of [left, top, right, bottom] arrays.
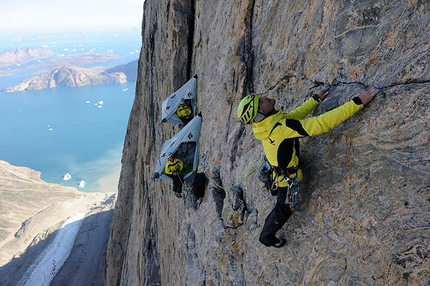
[[285, 177, 301, 211], [237, 93, 260, 124], [284, 165, 300, 178], [258, 157, 302, 200], [258, 160, 278, 196]]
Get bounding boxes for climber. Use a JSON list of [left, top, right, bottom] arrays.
[[176, 100, 193, 125], [237, 86, 380, 248], [164, 154, 184, 198]]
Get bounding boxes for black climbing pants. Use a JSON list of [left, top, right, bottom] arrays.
[[168, 174, 183, 195], [259, 187, 293, 246]]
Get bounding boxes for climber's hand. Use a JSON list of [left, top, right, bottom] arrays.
[[359, 87, 380, 106], [315, 88, 330, 101]]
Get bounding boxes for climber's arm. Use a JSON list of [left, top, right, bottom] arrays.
[[281, 87, 379, 137], [284, 88, 329, 120], [164, 162, 173, 175], [178, 159, 184, 171], [284, 97, 319, 120], [299, 98, 363, 136]]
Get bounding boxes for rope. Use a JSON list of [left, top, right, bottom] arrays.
[[203, 160, 265, 191], [177, 173, 193, 192], [175, 149, 265, 193]]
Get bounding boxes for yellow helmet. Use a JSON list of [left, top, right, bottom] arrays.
[[237, 94, 260, 124]]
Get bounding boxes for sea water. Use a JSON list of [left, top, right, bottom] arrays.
[[0, 30, 139, 192], [0, 82, 135, 192]]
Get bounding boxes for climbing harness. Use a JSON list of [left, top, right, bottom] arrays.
[[258, 158, 302, 210]]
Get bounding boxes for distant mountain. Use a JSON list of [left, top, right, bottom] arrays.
[[104, 59, 138, 81], [0, 47, 55, 68], [0, 47, 121, 77], [1, 60, 138, 93]]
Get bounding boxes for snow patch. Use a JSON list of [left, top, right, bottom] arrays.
[[17, 213, 85, 286]]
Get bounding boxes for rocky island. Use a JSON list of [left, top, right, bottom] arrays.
[[0, 47, 55, 68], [0, 47, 138, 92], [1, 60, 138, 92]]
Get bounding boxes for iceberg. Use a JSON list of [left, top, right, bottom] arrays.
[[78, 180, 86, 188], [63, 173, 71, 181]]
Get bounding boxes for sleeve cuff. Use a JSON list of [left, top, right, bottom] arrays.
[[352, 97, 363, 105], [312, 94, 321, 103]]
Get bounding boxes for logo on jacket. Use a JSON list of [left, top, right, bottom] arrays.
[[268, 137, 275, 145]]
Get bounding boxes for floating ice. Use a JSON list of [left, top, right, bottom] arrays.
[[78, 180, 86, 188], [85, 100, 90, 104], [63, 173, 71, 180]]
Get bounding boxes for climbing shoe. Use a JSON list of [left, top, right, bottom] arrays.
[[175, 192, 182, 198], [273, 238, 286, 248]]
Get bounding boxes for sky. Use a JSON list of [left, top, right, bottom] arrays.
[[0, 0, 143, 32]]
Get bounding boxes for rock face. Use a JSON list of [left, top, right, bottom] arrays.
[[106, 1, 430, 285]]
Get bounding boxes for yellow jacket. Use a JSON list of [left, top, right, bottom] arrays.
[[164, 158, 184, 175], [252, 96, 363, 187]]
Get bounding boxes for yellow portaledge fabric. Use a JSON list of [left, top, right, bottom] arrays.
[[252, 97, 363, 187]]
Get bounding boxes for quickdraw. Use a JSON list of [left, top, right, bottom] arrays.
[[284, 177, 301, 211]]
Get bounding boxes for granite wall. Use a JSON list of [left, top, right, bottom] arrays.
[[106, 1, 429, 285]]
